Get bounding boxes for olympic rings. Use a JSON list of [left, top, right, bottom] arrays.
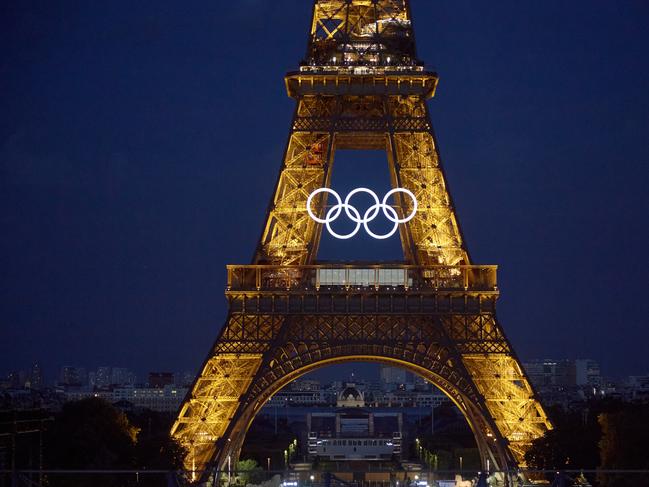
[[306, 187, 418, 240]]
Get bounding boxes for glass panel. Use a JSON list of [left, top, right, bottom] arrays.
[[378, 268, 405, 285], [318, 268, 406, 286]]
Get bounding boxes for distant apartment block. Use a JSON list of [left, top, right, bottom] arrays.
[[66, 385, 188, 412]]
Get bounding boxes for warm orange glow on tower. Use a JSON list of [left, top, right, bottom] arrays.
[[171, 1, 551, 480]]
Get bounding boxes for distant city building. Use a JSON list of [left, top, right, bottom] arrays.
[[626, 375, 649, 401], [307, 386, 402, 461], [95, 366, 113, 388], [263, 378, 450, 409], [290, 379, 321, 392], [111, 367, 136, 386], [413, 375, 431, 391], [266, 389, 324, 407], [523, 359, 572, 387], [337, 383, 365, 408], [0, 388, 50, 410], [383, 390, 448, 408], [148, 372, 174, 389], [92, 366, 137, 388], [5, 370, 28, 389], [322, 384, 339, 405], [28, 362, 43, 389], [59, 366, 87, 387], [574, 359, 602, 387], [112, 385, 187, 412], [5, 358, 639, 416], [414, 391, 448, 408], [522, 358, 604, 406], [523, 358, 602, 390], [379, 365, 407, 391], [66, 385, 188, 412]]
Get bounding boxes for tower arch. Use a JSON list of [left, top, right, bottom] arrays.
[[213, 352, 512, 476], [172, 1, 552, 481]]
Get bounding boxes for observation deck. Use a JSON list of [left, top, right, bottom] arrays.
[[227, 264, 497, 294], [286, 65, 438, 98], [225, 265, 498, 315]]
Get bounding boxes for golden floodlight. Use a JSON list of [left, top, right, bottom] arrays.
[[172, 0, 552, 481]]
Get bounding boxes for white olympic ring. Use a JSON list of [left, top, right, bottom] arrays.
[[306, 187, 418, 240]]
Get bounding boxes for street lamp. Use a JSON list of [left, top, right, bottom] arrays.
[[459, 456, 463, 473], [267, 457, 271, 471]]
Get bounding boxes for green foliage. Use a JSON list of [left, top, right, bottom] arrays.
[[597, 404, 649, 487], [525, 399, 649, 482], [44, 398, 138, 486], [45, 397, 138, 470], [235, 459, 266, 486], [43, 398, 186, 487], [598, 403, 649, 468], [454, 447, 480, 471], [128, 408, 186, 469], [434, 450, 453, 470], [524, 404, 600, 470]]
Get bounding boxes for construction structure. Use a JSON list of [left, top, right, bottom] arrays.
[[172, 0, 551, 481]]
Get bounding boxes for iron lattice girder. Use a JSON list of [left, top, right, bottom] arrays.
[[170, 354, 264, 476], [227, 293, 500, 323], [308, 0, 417, 66], [218, 311, 502, 354], [172, 283, 551, 474], [285, 72, 439, 98], [200, 308, 515, 474], [173, 0, 553, 479], [256, 94, 466, 267]]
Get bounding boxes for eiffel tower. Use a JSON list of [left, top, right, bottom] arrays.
[[172, 0, 551, 479]]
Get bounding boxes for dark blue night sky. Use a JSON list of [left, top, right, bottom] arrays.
[[1, 1, 648, 381]]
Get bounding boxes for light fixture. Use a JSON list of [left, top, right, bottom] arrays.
[[306, 187, 417, 240]]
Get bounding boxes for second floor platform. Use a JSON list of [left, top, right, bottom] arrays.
[[227, 264, 497, 294]]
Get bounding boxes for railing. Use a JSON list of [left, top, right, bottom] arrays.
[[226, 265, 497, 293], [298, 65, 427, 74]]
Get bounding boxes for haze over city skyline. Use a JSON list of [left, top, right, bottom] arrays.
[[2, 1, 649, 381]]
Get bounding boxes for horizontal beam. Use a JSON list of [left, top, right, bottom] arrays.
[[286, 71, 438, 98], [226, 264, 498, 294]]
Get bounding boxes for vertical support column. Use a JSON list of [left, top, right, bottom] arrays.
[[385, 96, 418, 264], [255, 96, 335, 266], [309, 100, 338, 261], [171, 347, 266, 475], [461, 353, 552, 466], [387, 96, 467, 266]]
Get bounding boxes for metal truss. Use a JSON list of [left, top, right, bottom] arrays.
[[462, 354, 552, 464], [173, 0, 552, 481], [171, 354, 263, 478], [174, 300, 513, 477], [308, 0, 416, 66], [256, 94, 465, 267]]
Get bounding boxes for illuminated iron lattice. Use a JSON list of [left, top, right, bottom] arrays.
[[172, 0, 552, 481]]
